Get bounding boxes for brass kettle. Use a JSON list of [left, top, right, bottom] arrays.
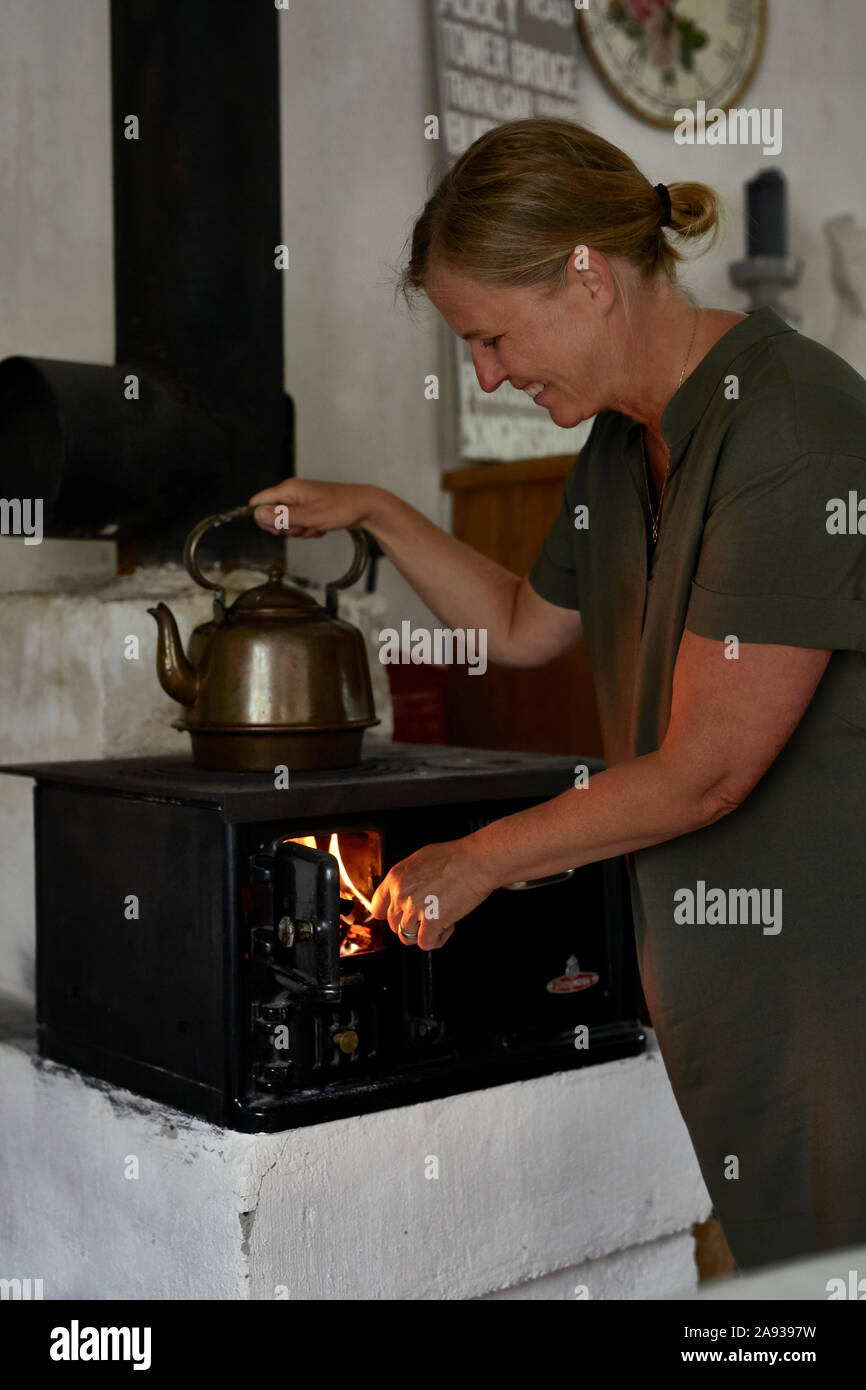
[[148, 505, 379, 771]]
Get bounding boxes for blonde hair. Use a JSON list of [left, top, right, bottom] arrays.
[[398, 118, 724, 318]]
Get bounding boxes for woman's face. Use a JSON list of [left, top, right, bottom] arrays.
[[425, 260, 620, 430]]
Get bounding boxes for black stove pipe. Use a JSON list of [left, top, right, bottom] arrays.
[[0, 0, 291, 568]]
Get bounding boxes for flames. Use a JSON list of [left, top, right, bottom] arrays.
[[327, 833, 374, 914], [328, 833, 379, 957], [284, 831, 382, 957]]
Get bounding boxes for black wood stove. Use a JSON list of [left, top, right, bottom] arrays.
[[4, 745, 645, 1131]]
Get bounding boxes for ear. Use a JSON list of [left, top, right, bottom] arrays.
[[570, 249, 621, 319]]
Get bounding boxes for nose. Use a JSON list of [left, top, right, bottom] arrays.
[[470, 345, 508, 394]]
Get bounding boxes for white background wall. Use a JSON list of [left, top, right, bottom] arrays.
[[1, 0, 865, 612]]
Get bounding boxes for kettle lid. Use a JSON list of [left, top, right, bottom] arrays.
[[231, 564, 323, 616]]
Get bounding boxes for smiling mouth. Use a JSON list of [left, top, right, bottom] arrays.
[[521, 381, 548, 399]]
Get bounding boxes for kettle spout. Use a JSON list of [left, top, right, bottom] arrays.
[[148, 602, 198, 707]]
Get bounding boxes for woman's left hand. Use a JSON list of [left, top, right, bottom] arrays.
[[369, 838, 496, 950]]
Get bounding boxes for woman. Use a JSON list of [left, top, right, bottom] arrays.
[[251, 119, 866, 1274]]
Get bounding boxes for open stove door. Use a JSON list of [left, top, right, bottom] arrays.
[[264, 842, 342, 1004]]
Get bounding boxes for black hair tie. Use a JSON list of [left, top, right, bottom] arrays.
[[654, 182, 672, 227]]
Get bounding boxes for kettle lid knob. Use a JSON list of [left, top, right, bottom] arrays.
[[267, 563, 284, 585]]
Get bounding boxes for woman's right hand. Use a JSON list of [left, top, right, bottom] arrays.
[[248, 478, 384, 539]]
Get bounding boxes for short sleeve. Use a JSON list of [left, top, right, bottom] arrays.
[[685, 451, 866, 652], [527, 463, 581, 610], [528, 444, 589, 608]]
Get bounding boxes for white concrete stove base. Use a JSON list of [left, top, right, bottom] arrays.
[[0, 1008, 711, 1300]]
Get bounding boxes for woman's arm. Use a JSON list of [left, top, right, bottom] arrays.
[[370, 632, 833, 946], [250, 478, 582, 667]]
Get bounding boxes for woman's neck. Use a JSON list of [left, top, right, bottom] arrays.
[[612, 298, 747, 447]]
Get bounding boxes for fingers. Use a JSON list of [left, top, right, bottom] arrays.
[[251, 504, 281, 533], [247, 478, 364, 538], [249, 479, 309, 534], [370, 879, 424, 948], [392, 911, 455, 950], [249, 505, 326, 539], [248, 479, 295, 507], [371, 874, 409, 940], [369, 866, 455, 951], [398, 900, 418, 936], [416, 918, 454, 952], [397, 914, 424, 946], [369, 882, 387, 920]]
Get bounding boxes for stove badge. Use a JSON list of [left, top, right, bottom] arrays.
[[546, 954, 599, 995]]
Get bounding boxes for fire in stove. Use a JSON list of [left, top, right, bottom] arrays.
[[283, 831, 386, 957]]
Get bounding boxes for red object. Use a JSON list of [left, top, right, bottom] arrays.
[[386, 663, 450, 744], [546, 970, 599, 995]]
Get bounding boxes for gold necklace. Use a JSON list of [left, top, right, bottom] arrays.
[[641, 308, 699, 544]]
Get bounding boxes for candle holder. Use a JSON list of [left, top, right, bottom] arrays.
[[728, 254, 803, 326]]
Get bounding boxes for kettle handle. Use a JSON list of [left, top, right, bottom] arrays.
[[324, 529, 368, 617], [182, 504, 369, 616]]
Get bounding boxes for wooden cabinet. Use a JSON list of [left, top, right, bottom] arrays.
[[442, 456, 603, 758]]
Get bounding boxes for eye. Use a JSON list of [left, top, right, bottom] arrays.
[[481, 336, 501, 349]]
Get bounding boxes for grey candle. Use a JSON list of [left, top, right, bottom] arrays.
[[746, 169, 787, 257]]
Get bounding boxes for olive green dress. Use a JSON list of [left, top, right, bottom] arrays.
[[528, 307, 866, 1271]]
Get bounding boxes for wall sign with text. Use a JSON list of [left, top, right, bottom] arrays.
[[428, 0, 591, 462]]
